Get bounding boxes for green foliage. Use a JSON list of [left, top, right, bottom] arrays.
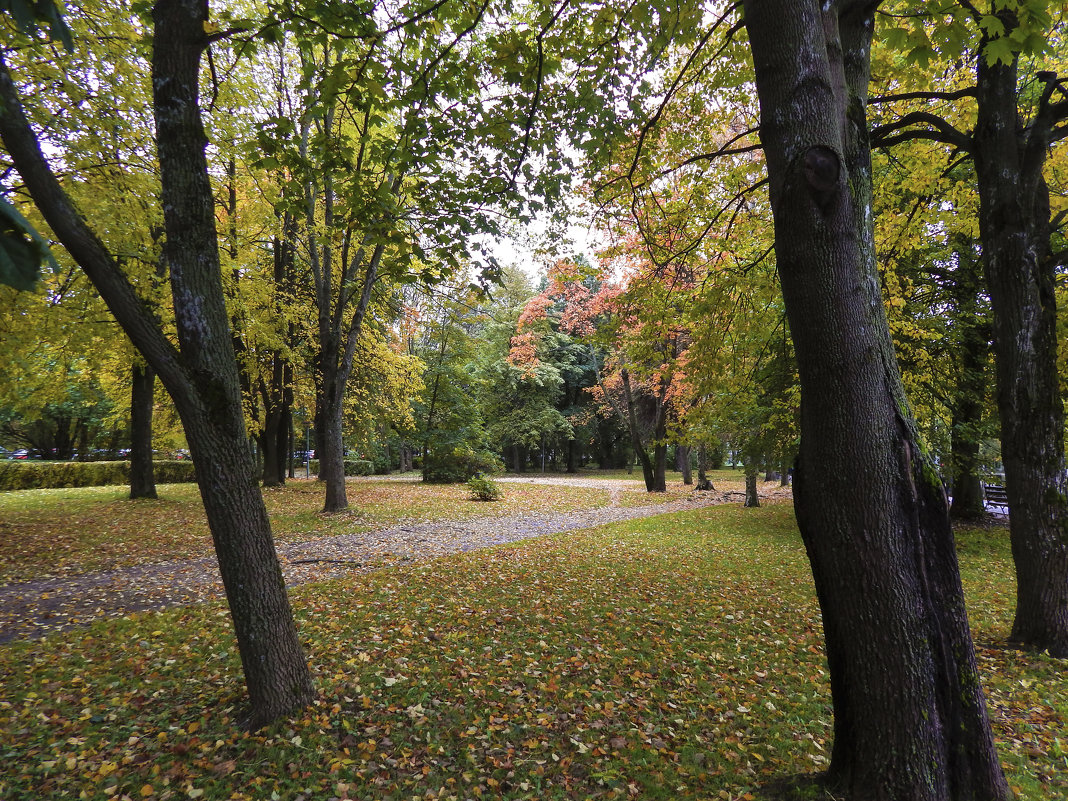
[[0, 198, 58, 291], [423, 446, 503, 484], [0, 0, 72, 50], [0, 460, 194, 491], [466, 474, 502, 501]]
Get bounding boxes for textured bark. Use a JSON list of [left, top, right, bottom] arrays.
[[974, 26, 1068, 657], [744, 2, 1008, 798], [129, 362, 158, 500], [150, 0, 314, 726], [0, 1, 315, 728]]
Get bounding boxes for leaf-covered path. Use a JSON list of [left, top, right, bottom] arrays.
[[0, 478, 750, 644]]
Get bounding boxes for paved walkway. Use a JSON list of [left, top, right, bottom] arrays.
[[0, 478, 748, 645]]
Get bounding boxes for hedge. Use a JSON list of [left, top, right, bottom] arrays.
[[0, 460, 196, 492], [303, 459, 375, 477]]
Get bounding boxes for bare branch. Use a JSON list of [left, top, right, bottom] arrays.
[[869, 87, 977, 105], [871, 111, 972, 152]]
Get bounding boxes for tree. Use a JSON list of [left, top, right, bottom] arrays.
[[742, 1, 1008, 798], [0, 0, 314, 727], [868, 1, 1068, 654]]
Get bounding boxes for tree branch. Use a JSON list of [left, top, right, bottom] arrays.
[[869, 87, 977, 105], [871, 111, 973, 152]]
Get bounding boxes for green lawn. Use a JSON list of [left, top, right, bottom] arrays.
[[0, 495, 1063, 800]]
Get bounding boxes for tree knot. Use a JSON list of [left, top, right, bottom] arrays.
[[802, 146, 840, 194]]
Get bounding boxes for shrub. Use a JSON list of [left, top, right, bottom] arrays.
[[423, 447, 503, 484], [345, 459, 374, 477], [466, 474, 501, 501], [0, 460, 196, 492], [370, 451, 392, 475]]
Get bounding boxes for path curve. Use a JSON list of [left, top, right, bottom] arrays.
[[0, 477, 749, 645]]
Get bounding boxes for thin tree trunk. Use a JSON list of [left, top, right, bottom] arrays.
[[695, 444, 714, 491], [743, 456, 759, 508], [678, 444, 692, 485], [744, 2, 1008, 798], [974, 25, 1068, 657], [129, 360, 157, 499], [620, 368, 657, 491]]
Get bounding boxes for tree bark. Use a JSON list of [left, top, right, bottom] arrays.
[[743, 457, 759, 508], [150, 0, 314, 726], [695, 444, 714, 490], [129, 361, 157, 499], [973, 21, 1068, 657], [0, 0, 315, 729], [678, 444, 692, 485], [744, 2, 1008, 798]]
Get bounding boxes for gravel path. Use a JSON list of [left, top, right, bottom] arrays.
[[0, 479, 749, 645]]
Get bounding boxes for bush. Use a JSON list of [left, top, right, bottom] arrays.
[[423, 447, 503, 484], [0, 460, 196, 492], [345, 459, 374, 477], [466, 474, 501, 501]]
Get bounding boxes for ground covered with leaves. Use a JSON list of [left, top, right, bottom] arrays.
[[0, 491, 1063, 800], [0, 476, 645, 583]]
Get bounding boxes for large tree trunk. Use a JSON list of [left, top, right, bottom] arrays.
[[744, 2, 1008, 799], [0, 1, 315, 729], [129, 361, 157, 499], [151, 0, 314, 726], [974, 27, 1068, 657], [316, 381, 348, 512]]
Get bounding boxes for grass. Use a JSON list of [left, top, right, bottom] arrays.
[[0, 487, 1063, 800]]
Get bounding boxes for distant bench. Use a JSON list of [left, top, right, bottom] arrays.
[[982, 484, 1009, 512]]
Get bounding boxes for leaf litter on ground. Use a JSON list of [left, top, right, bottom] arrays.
[[0, 481, 1062, 801]]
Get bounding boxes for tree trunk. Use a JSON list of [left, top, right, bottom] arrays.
[[678, 444, 692, 485], [129, 361, 157, 499], [744, 2, 1008, 798], [974, 26, 1068, 658], [695, 444, 714, 491], [743, 457, 759, 508], [314, 335, 348, 510], [622, 370, 655, 490], [151, 0, 314, 726]]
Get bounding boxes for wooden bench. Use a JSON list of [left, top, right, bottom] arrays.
[[982, 484, 1009, 512]]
